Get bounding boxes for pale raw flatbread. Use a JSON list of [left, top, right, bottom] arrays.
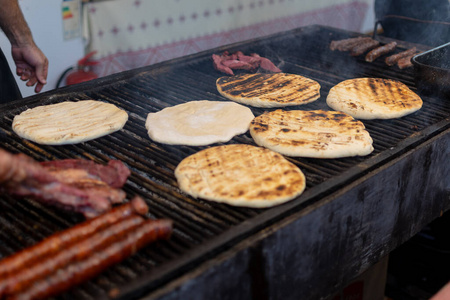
[[12, 100, 128, 145], [175, 144, 306, 207], [145, 100, 254, 146], [326, 78, 423, 119], [250, 109, 374, 158], [216, 73, 321, 108]]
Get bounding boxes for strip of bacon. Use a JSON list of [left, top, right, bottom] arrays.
[[40, 159, 130, 188], [0, 148, 130, 218], [212, 51, 281, 75]]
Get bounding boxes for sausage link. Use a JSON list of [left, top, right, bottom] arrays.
[[397, 54, 416, 69], [385, 47, 417, 66], [365, 42, 397, 62], [9, 219, 173, 300], [330, 37, 372, 51], [350, 39, 380, 56], [0, 215, 145, 297], [0, 196, 148, 279]]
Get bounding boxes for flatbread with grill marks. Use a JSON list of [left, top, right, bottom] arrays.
[[175, 144, 306, 208], [216, 73, 321, 107], [12, 100, 128, 145], [250, 109, 374, 158], [326, 78, 423, 119]]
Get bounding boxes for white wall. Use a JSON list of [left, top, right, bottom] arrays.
[[0, 0, 85, 98], [361, 0, 376, 34]]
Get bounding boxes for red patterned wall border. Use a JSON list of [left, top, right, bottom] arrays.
[[92, 1, 369, 77]]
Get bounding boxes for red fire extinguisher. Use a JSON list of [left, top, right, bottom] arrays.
[[56, 51, 99, 88]]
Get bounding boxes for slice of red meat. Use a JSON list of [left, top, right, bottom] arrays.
[[251, 53, 282, 72], [212, 54, 234, 75], [236, 51, 261, 68], [0, 148, 129, 218], [222, 59, 255, 70], [40, 159, 130, 188]]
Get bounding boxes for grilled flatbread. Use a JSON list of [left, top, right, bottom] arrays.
[[216, 73, 321, 107], [12, 100, 128, 145], [250, 109, 373, 158], [326, 78, 423, 119], [145, 100, 254, 146], [175, 144, 306, 207]]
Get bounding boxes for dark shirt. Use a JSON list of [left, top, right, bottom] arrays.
[[0, 47, 22, 104]]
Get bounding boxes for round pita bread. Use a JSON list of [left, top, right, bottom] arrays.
[[326, 78, 423, 119], [175, 144, 306, 208], [145, 100, 254, 146], [12, 100, 128, 145], [249, 109, 374, 158], [216, 73, 321, 108]]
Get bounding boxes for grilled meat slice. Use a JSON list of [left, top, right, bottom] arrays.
[[212, 51, 281, 75], [0, 148, 130, 218], [40, 159, 130, 188]]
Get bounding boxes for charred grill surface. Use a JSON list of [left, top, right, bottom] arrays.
[[0, 25, 449, 299]]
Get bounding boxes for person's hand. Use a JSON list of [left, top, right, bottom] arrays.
[[11, 43, 48, 93]]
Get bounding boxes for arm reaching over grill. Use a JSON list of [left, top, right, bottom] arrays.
[[0, 148, 131, 218]]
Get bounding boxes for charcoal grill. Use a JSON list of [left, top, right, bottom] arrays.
[[0, 25, 449, 300]]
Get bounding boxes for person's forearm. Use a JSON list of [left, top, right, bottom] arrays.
[[0, 0, 34, 47]]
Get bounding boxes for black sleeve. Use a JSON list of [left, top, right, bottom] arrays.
[[0, 47, 22, 104]]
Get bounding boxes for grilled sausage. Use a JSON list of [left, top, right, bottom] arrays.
[[385, 47, 417, 66], [8, 219, 173, 300], [0, 196, 148, 279], [365, 42, 397, 62], [350, 39, 380, 56], [397, 54, 416, 69], [0, 215, 145, 297], [330, 36, 372, 51]]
